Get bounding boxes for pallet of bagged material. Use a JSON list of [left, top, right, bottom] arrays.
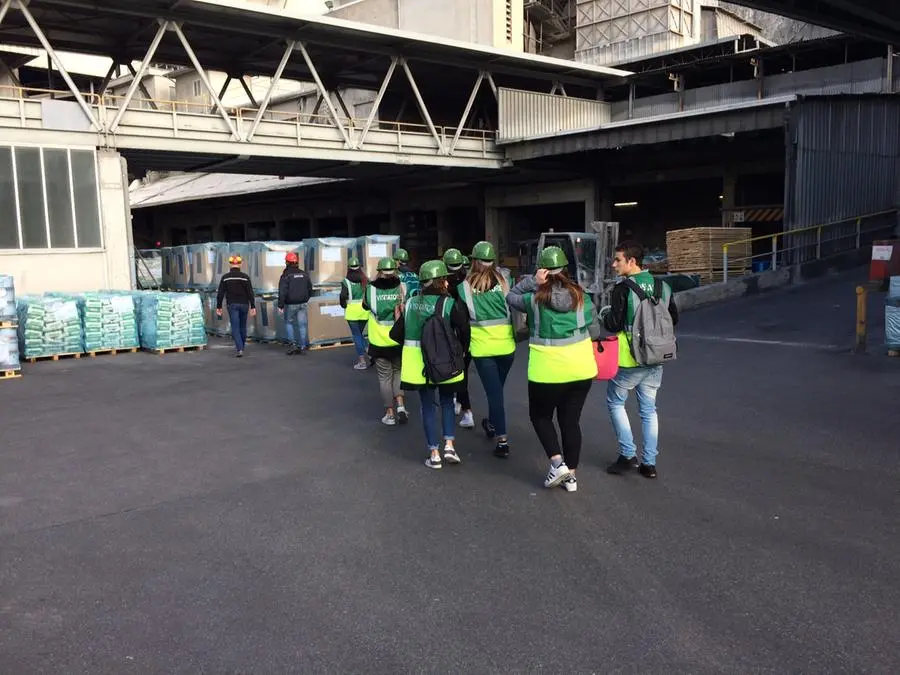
[[24, 352, 82, 363], [144, 345, 205, 355], [666, 227, 752, 272], [1, 369, 22, 380], [85, 347, 140, 357]]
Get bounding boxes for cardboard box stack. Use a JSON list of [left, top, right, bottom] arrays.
[[253, 297, 284, 342], [135, 292, 207, 350], [304, 237, 356, 287], [16, 295, 84, 358], [356, 235, 400, 279], [248, 241, 305, 295], [307, 293, 351, 345]]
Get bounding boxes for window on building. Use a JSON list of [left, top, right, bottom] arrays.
[[506, 0, 513, 42], [0, 145, 103, 250], [191, 79, 202, 97]]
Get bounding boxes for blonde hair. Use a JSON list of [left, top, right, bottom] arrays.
[[466, 260, 508, 294]]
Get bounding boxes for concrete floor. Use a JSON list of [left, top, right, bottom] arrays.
[[1, 270, 898, 674]]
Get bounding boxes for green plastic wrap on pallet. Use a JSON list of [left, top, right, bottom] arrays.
[[134, 291, 207, 349], [15, 295, 84, 358], [886, 298, 900, 349]]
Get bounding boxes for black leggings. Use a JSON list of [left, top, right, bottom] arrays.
[[528, 379, 593, 470], [456, 353, 472, 410]]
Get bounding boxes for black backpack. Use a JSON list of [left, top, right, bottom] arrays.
[[421, 296, 465, 384]]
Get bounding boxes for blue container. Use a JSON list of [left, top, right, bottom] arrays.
[[752, 260, 771, 273]]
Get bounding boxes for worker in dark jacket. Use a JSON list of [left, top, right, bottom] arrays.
[[277, 251, 314, 355], [443, 247, 475, 429], [216, 254, 256, 357]]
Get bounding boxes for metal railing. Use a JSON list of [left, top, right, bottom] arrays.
[[721, 209, 898, 283]]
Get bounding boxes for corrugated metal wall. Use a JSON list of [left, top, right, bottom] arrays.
[[785, 97, 900, 262], [497, 88, 610, 143]]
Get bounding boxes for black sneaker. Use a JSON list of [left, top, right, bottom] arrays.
[[639, 463, 657, 479], [493, 441, 510, 459], [235, 350, 244, 358], [286, 348, 298, 356], [606, 455, 639, 475], [481, 418, 496, 439]]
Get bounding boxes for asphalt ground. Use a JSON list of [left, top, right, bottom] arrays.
[[1, 270, 898, 674]]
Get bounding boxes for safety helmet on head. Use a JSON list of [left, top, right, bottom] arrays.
[[419, 260, 449, 282], [442, 248, 465, 267], [376, 257, 397, 272], [348, 256, 361, 268], [393, 248, 410, 263], [228, 255, 242, 266], [538, 246, 568, 270], [462, 255, 470, 267], [470, 240, 496, 262], [285, 251, 300, 265]]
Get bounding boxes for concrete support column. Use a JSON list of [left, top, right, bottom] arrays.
[[436, 209, 451, 255], [97, 149, 135, 290], [309, 218, 321, 238], [598, 182, 613, 222], [722, 168, 738, 226], [388, 208, 403, 235], [484, 206, 510, 257]]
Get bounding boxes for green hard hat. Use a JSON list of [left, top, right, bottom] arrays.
[[442, 248, 465, 267], [376, 256, 397, 271], [393, 248, 410, 263], [348, 256, 361, 268], [539, 246, 568, 270], [462, 256, 470, 266], [470, 240, 495, 261], [419, 259, 449, 282]]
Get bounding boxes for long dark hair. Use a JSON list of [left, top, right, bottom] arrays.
[[346, 266, 368, 290], [534, 269, 583, 309]]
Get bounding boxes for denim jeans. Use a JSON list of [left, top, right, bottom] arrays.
[[227, 303, 249, 352], [347, 319, 368, 357], [606, 365, 664, 466], [473, 353, 515, 436], [419, 386, 456, 450], [284, 303, 309, 349]]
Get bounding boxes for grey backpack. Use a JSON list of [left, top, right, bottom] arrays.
[[625, 278, 677, 366]]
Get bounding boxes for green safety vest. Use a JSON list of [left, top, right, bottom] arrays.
[[343, 278, 368, 321], [616, 271, 663, 369], [458, 280, 515, 358], [523, 292, 598, 384], [366, 285, 401, 348], [400, 294, 464, 386]]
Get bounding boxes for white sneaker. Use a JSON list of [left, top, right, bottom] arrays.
[[544, 461, 571, 488], [354, 361, 368, 370], [560, 475, 578, 492], [443, 443, 461, 464], [454, 399, 462, 416], [425, 455, 442, 470], [459, 411, 475, 428], [381, 413, 396, 426]]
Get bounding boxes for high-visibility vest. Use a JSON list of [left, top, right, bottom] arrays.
[[343, 278, 368, 321], [523, 292, 598, 384], [366, 285, 401, 347], [400, 294, 465, 386], [458, 280, 515, 358]]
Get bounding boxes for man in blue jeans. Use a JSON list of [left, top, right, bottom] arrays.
[[602, 240, 679, 479], [277, 251, 314, 356], [215, 254, 256, 357]]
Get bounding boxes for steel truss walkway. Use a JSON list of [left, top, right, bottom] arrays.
[[0, 0, 628, 180]]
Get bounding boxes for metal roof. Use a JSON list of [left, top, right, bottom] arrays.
[[0, 0, 631, 94], [727, 0, 900, 43]]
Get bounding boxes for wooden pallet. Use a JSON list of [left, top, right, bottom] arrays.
[[308, 338, 353, 351], [85, 347, 139, 357], [0, 321, 16, 329], [144, 345, 206, 355], [1, 369, 22, 380], [666, 227, 752, 272], [888, 350, 900, 358], [24, 352, 82, 363]]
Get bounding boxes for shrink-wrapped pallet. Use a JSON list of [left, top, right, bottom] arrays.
[[355, 235, 399, 279], [303, 237, 356, 286], [247, 241, 305, 295], [160, 248, 176, 289], [307, 293, 352, 345], [886, 297, 900, 350], [0, 326, 20, 371], [172, 245, 192, 289], [77, 293, 139, 352], [213, 243, 251, 280], [253, 297, 285, 342], [201, 292, 231, 336], [16, 296, 84, 358], [190, 243, 228, 290], [0, 274, 16, 323], [136, 292, 207, 350]]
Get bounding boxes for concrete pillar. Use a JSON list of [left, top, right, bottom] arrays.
[[97, 149, 135, 290], [436, 209, 451, 255], [388, 208, 403, 235], [484, 206, 510, 257], [722, 168, 738, 226], [598, 183, 613, 222]]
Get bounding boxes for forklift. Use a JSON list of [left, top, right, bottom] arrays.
[[536, 221, 621, 308]]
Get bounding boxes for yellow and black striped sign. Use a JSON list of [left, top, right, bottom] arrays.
[[731, 207, 784, 223]]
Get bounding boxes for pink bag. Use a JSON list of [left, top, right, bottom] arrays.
[[593, 336, 619, 380]]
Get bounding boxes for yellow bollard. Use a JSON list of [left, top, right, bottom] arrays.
[[855, 286, 868, 354]]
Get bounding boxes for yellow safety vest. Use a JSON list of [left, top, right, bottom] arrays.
[[458, 280, 516, 358], [366, 285, 401, 348], [343, 278, 368, 321], [524, 293, 598, 384], [400, 295, 465, 386]]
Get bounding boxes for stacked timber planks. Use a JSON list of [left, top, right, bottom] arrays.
[[666, 227, 752, 285]]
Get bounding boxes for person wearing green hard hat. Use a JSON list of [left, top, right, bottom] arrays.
[[340, 255, 370, 370], [442, 247, 476, 430], [457, 239, 517, 458], [393, 247, 421, 301], [506, 245, 603, 493], [389, 259, 471, 470], [362, 256, 409, 426]]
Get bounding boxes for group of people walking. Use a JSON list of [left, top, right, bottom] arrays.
[[217, 238, 678, 491]]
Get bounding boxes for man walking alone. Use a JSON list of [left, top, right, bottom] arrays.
[[603, 240, 679, 479], [216, 254, 256, 358]]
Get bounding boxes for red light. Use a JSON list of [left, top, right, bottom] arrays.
[[156, 241, 161, 247]]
